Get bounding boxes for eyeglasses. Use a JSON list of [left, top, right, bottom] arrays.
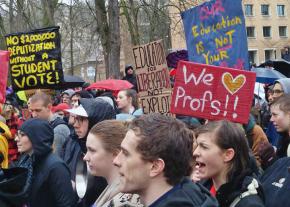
[[72, 116, 87, 125], [272, 89, 284, 95]]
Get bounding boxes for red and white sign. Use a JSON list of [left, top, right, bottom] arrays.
[[0, 50, 10, 104], [170, 61, 256, 123]]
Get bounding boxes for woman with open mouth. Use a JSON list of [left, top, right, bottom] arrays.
[[192, 120, 265, 207]]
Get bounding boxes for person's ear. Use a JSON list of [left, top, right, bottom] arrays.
[[128, 96, 133, 104], [149, 158, 165, 178], [223, 148, 235, 163]]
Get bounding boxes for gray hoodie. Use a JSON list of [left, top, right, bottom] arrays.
[[275, 78, 290, 94]]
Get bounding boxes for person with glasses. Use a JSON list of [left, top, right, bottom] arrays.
[[62, 98, 116, 207], [14, 118, 76, 207], [260, 78, 290, 169]]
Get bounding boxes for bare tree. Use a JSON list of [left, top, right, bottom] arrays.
[[41, 0, 58, 26], [86, 0, 121, 79]]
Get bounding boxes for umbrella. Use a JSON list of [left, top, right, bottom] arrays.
[[86, 79, 133, 91], [259, 59, 290, 77], [251, 67, 286, 84], [60, 75, 85, 89]]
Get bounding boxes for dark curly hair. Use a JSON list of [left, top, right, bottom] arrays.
[[129, 113, 194, 185]]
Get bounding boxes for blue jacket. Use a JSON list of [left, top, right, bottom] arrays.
[[261, 157, 290, 207]]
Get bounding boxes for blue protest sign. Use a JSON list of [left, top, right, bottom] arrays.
[[182, 0, 249, 70]]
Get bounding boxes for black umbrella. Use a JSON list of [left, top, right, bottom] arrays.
[[60, 75, 85, 89], [259, 59, 290, 78]]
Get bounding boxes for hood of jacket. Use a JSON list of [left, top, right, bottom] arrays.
[[275, 78, 290, 94], [20, 118, 53, 158], [80, 98, 116, 130]]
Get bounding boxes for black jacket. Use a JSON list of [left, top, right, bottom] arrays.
[[201, 171, 265, 207], [149, 178, 218, 207], [261, 157, 290, 207], [20, 118, 76, 207], [61, 98, 115, 207]]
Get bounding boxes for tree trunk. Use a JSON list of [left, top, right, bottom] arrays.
[[41, 0, 57, 26], [108, 0, 120, 79], [95, 0, 120, 79]]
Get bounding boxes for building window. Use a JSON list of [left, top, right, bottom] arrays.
[[277, 5, 285, 16], [279, 26, 287, 37], [248, 50, 258, 65], [261, 5, 270, 16], [246, 27, 255, 38], [265, 50, 274, 61], [245, 4, 253, 16], [263, 26, 271, 37]]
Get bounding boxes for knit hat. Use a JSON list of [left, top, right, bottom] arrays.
[[61, 89, 75, 98], [125, 65, 134, 75]]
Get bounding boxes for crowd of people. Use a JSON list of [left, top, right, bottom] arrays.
[[0, 65, 289, 207]]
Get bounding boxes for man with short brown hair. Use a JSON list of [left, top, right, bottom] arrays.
[[29, 92, 70, 156], [113, 113, 218, 207]]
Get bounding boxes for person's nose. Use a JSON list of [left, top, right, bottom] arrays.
[[83, 152, 89, 161], [193, 146, 200, 158], [113, 152, 121, 167]]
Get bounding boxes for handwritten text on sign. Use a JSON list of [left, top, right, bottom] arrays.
[[182, 0, 249, 69], [133, 40, 172, 115], [5, 26, 63, 90], [170, 61, 256, 123]]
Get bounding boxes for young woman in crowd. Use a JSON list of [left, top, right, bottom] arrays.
[[15, 118, 76, 207], [116, 89, 142, 118], [193, 120, 264, 207], [83, 119, 143, 207]]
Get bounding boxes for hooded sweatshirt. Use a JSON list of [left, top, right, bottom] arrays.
[[275, 78, 290, 94], [20, 118, 76, 207], [61, 99, 115, 207], [77, 98, 116, 152]]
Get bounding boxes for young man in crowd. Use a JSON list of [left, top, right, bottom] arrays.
[[113, 113, 218, 207], [29, 92, 70, 156]]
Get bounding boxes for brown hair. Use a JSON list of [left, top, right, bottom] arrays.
[[271, 94, 290, 113], [195, 120, 250, 182], [121, 89, 139, 109], [30, 92, 52, 107], [129, 113, 194, 185], [89, 120, 128, 154]]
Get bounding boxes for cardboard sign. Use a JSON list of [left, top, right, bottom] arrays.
[[0, 51, 10, 103], [182, 0, 249, 69], [170, 61, 256, 123], [132, 40, 172, 115], [5, 27, 64, 91]]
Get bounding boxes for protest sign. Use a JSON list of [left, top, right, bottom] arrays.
[[132, 40, 172, 115], [0, 50, 10, 104], [182, 0, 249, 69], [170, 61, 256, 123], [5, 26, 64, 91]]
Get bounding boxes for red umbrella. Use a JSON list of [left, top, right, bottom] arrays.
[[86, 79, 133, 91]]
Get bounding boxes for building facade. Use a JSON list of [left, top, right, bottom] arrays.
[[244, 0, 290, 65], [170, 0, 290, 65]]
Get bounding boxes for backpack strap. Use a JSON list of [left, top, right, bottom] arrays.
[[229, 178, 259, 207]]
